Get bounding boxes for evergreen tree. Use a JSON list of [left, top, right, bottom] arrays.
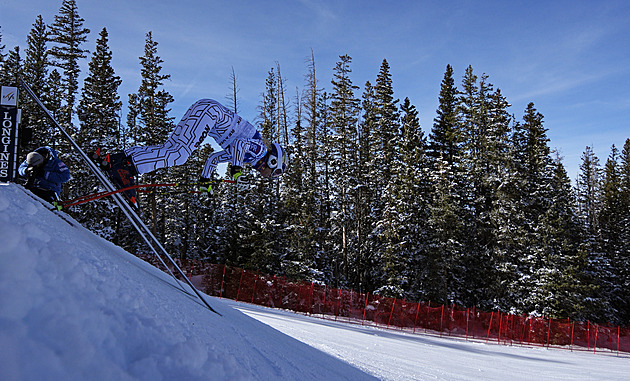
[[42, 69, 64, 147], [429, 64, 461, 165], [230, 67, 284, 275], [355, 81, 378, 292], [536, 153, 592, 319], [281, 52, 325, 281], [423, 65, 467, 304], [477, 86, 514, 309], [48, 0, 90, 129], [73, 27, 123, 241], [226, 66, 239, 113], [131, 31, 174, 146], [373, 59, 400, 186], [77, 28, 122, 149], [328, 55, 360, 287], [380, 98, 430, 298], [22, 15, 51, 151], [0, 28, 7, 84], [618, 139, 630, 323], [457, 69, 498, 307], [127, 31, 175, 244], [599, 145, 624, 322], [512, 102, 556, 314], [373, 59, 403, 295], [282, 90, 316, 279], [576, 146, 602, 248], [4, 47, 22, 86], [316, 91, 334, 282]]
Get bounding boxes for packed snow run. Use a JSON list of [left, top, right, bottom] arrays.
[[0, 183, 627, 380]]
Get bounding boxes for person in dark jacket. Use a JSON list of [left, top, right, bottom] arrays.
[[18, 146, 71, 204]]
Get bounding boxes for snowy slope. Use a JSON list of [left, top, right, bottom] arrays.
[[0, 183, 376, 381], [232, 301, 630, 380], [1, 183, 628, 381]]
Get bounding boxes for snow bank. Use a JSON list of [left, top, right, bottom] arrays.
[[3, 183, 628, 381], [0, 184, 376, 381]]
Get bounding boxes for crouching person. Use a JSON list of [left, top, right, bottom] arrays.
[[19, 146, 71, 206]]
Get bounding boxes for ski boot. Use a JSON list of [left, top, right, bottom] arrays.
[[92, 148, 139, 209]]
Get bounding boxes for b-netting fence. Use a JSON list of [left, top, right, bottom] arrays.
[[177, 261, 629, 355]]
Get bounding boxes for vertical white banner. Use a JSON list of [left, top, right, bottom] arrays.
[[1, 86, 20, 181]]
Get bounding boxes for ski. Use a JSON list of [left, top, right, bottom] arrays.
[[18, 77, 221, 316]]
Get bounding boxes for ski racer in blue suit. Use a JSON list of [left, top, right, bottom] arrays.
[[19, 146, 71, 203]]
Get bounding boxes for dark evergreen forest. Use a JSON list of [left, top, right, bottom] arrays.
[[2, 0, 629, 325]]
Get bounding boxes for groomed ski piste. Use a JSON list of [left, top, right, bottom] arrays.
[[0, 183, 628, 381]]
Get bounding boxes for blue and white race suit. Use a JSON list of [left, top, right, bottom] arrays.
[[125, 99, 267, 178]]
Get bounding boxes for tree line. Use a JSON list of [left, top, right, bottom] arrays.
[[1, 0, 629, 325]]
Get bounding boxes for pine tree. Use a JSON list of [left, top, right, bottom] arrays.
[[373, 59, 404, 295], [22, 15, 51, 151], [476, 85, 514, 309], [280, 51, 325, 281], [316, 91, 334, 282], [599, 145, 624, 322], [328, 55, 360, 287], [232, 67, 283, 274], [128, 31, 175, 244], [373, 59, 400, 186], [355, 81, 378, 292], [42, 69, 64, 147], [536, 153, 591, 319], [458, 69, 498, 307], [73, 27, 123, 241], [576, 146, 602, 248], [0, 28, 8, 84], [77, 28, 122, 150], [282, 89, 317, 280], [132, 31, 174, 146], [429, 65, 461, 165], [4, 47, 22, 86], [48, 0, 90, 129], [423, 65, 467, 304], [618, 139, 630, 323], [512, 102, 557, 315], [575, 145, 612, 321], [380, 98, 430, 298], [226, 66, 239, 113]]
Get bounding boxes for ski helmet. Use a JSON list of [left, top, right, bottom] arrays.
[[26, 151, 45, 167], [265, 143, 288, 178]]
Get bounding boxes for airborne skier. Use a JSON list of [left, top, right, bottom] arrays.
[[100, 99, 288, 196]]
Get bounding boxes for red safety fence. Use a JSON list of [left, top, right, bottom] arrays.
[[171, 261, 630, 356]]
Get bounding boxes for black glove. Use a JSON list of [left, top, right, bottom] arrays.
[[26, 166, 45, 178]]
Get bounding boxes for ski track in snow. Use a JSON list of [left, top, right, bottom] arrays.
[[0, 183, 628, 381]]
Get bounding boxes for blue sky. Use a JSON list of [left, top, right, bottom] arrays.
[[1, 0, 629, 180]]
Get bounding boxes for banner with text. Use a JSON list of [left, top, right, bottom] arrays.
[[1, 86, 20, 182]]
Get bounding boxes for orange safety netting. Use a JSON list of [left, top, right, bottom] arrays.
[[192, 262, 629, 355]]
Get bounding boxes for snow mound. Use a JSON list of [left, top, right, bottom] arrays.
[[0, 183, 376, 381]]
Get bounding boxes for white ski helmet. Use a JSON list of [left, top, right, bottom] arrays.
[[254, 143, 288, 179], [26, 151, 45, 167], [267, 143, 288, 178]]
